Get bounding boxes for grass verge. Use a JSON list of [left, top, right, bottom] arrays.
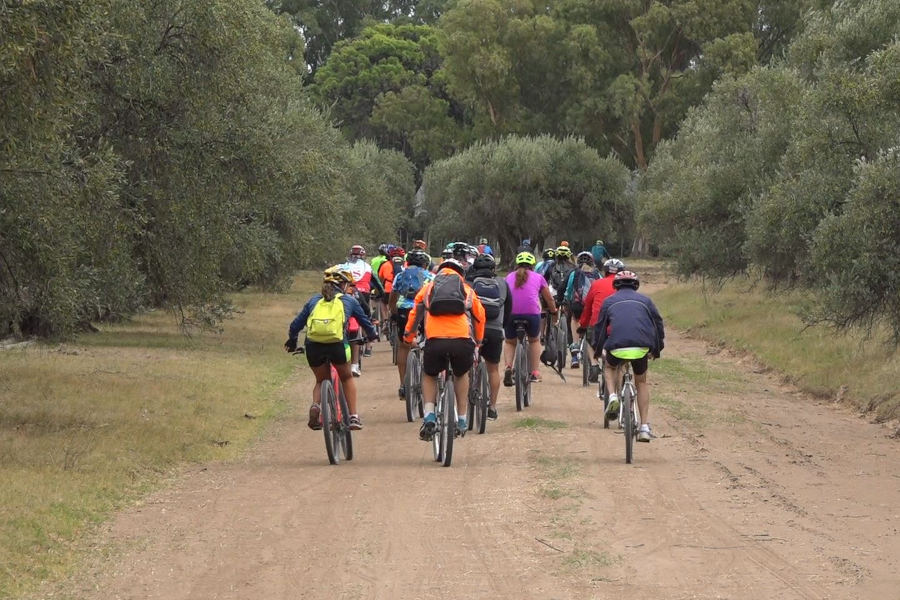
[[646, 268, 899, 423], [0, 272, 320, 599], [514, 416, 568, 430]]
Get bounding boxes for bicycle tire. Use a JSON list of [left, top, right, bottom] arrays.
[[556, 319, 567, 370], [405, 350, 420, 423], [390, 322, 398, 366], [522, 339, 532, 408], [321, 383, 339, 465], [514, 341, 525, 411], [433, 376, 444, 461], [600, 374, 610, 429], [466, 367, 476, 431], [477, 360, 489, 434], [623, 384, 635, 464], [581, 338, 590, 387], [338, 383, 353, 461], [441, 379, 455, 467]]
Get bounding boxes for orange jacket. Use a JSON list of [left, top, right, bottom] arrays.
[[379, 261, 398, 293], [403, 269, 485, 343]]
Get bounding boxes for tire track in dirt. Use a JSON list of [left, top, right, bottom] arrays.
[[42, 308, 898, 600]]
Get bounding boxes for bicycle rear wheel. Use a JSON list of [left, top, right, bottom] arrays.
[[433, 375, 444, 461], [581, 338, 590, 387], [556, 319, 567, 370], [390, 321, 398, 365], [623, 384, 635, 464], [441, 381, 456, 467], [405, 350, 422, 422], [514, 341, 526, 411], [600, 374, 610, 429], [476, 360, 489, 434], [337, 384, 353, 461], [321, 383, 339, 465]]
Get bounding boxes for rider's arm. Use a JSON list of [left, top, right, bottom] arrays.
[[470, 292, 486, 345], [650, 300, 665, 357], [539, 283, 557, 315], [403, 286, 427, 343], [592, 303, 610, 351], [370, 272, 385, 296], [287, 296, 317, 342]]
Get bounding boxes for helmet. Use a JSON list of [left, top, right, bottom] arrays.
[[388, 246, 406, 259], [413, 239, 427, 250], [613, 270, 640, 290], [555, 246, 573, 259], [603, 258, 625, 275], [438, 258, 465, 276], [541, 248, 555, 261], [560, 240, 570, 247], [479, 237, 488, 245], [466, 244, 479, 258], [450, 242, 469, 260], [350, 245, 366, 258], [515, 252, 537, 267], [378, 243, 389, 255], [323, 265, 353, 287], [472, 253, 496, 271], [406, 249, 429, 268], [440, 246, 453, 259], [576, 251, 594, 266], [594, 240, 604, 246]]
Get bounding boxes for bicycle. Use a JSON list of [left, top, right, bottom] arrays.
[[293, 348, 353, 465], [466, 347, 490, 434], [580, 334, 590, 388], [404, 336, 425, 423], [433, 368, 458, 467], [512, 318, 532, 411], [555, 305, 568, 371], [389, 318, 399, 366], [612, 360, 640, 464]]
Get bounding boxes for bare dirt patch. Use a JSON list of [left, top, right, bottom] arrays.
[[42, 306, 898, 600]]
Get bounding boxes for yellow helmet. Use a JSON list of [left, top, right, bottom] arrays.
[[515, 251, 536, 267], [323, 265, 353, 286], [555, 246, 573, 259]]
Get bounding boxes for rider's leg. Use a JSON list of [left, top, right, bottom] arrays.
[[634, 372, 650, 424], [503, 339, 516, 369], [528, 337, 541, 374], [397, 342, 410, 384], [422, 374, 437, 415], [310, 364, 330, 406], [452, 370, 470, 417], [485, 360, 500, 405]]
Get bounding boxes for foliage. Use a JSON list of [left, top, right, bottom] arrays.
[[266, 0, 454, 75], [311, 23, 467, 172], [638, 0, 900, 342], [423, 135, 629, 259]]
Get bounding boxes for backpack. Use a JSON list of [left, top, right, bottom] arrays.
[[394, 266, 426, 300], [573, 269, 601, 304], [471, 276, 503, 320], [306, 294, 345, 343], [550, 262, 571, 293], [426, 272, 469, 316]]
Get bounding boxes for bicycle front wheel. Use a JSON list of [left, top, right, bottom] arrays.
[[321, 383, 339, 465], [623, 385, 635, 464]]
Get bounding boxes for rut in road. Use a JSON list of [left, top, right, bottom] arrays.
[[52, 326, 898, 600]]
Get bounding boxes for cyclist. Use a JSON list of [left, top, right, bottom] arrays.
[[477, 237, 493, 256], [517, 238, 532, 253], [591, 239, 611, 265], [546, 245, 575, 348], [404, 258, 486, 439], [565, 251, 601, 369], [284, 267, 378, 431], [389, 249, 433, 399], [593, 270, 665, 442], [504, 252, 558, 385], [579, 258, 626, 382], [412, 239, 435, 270], [371, 244, 390, 282], [338, 245, 379, 370], [466, 253, 511, 420], [536, 248, 555, 276]]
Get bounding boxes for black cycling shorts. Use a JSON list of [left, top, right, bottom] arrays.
[[423, 338, 475, 377], [480, 328, 504, 364], [304, 340, 350, 367], [604, 353, 649, 376]]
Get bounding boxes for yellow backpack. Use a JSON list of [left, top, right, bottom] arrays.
[[306, 294, 346, 343]]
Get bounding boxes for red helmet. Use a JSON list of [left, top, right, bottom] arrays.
[[350, 245, 366, 258], [389, 246, 406, 259], [413, 239, 427, 250], [613, 270, 640, 290]]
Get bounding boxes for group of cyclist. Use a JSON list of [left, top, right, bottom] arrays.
[[284, 236, 665, 445]]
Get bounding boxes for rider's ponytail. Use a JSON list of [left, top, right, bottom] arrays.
[[515, 266, 529, 288]]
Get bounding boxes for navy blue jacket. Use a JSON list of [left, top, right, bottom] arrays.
[[592, 288, 665, 357], [288, 293, 377, 344]]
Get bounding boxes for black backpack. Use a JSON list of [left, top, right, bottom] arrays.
[[471, 276, 503, 320], [426, 272, 469, 316]]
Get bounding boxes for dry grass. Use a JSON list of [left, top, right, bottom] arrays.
[[647, 269, 899, 423], [0, 272, 320, 599]]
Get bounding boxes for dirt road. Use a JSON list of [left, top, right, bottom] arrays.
[[53, 294, 898, 599]]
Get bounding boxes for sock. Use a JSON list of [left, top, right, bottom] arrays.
[[424, 402, 435, 416]]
